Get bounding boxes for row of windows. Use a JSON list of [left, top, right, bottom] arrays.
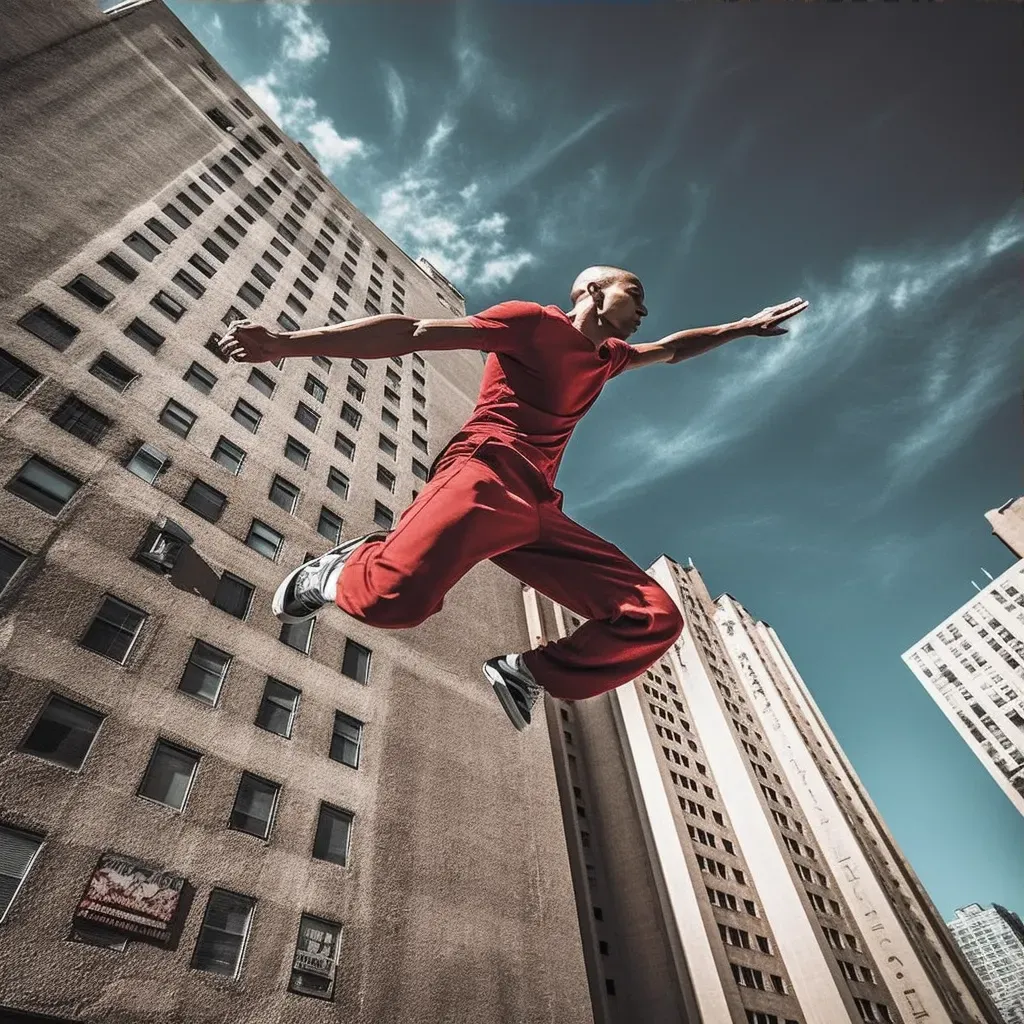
[[730, 962, 788, 993], [706, 886, 759, 918], [1, 823, 343, 997], [718, 922, 773, 954], [696, 853, 747, 887]]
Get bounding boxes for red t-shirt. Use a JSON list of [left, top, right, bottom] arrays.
[[428, 301, 638, 488]]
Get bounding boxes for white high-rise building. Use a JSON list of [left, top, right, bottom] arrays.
[[524, 556, 1003, 1024], [947, 904, 1024, 1024], [901, 560, 1024, 817]]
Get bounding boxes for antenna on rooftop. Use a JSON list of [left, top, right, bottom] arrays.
[[981, 567, 994, 581], [971, 580, 982, 593]]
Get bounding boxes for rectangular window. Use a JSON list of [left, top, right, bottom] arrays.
[[89, 352, 136, 393], [18, 306, 79, 351], [412, 459, 429, 482], [304, 374, 327, 403], [286, 293, 307, 315], [123, 317, 164, 354], [188, 253, 216, 279], [213, 573, 254, 620], [385, 367, 401, 387], [183, 479, 228, 522], [295, 402, 320, 433], [317, 508, 343, 544], [20, 694, 104, 770], [191, 890, 255, 977], [330, 711, 362, 768], [51, 396, 110, 446], [381, 407, 399, 431], [0, 538, 27, 595], [341, 638, 371, 683], [231, 398, 262, 434], [124, 231, 160, 261], [179, 640, 231, 705], [126, 443, 168, 484], [189, 180, 213, 205], [64, 274, 114, 310], [176, 190, 204, 215], [243, 369, 275, 400], [383, 386, 400, 407], [183, 361, 217, 395], [145, 216, 176, 244], [0, 825, 44, 922], [139, 739, 198, 810], [6, 460, 78, 516], [202, 238, 229, 263], [284, 436, 310, 469], [229, 773, 280, 839], [412, 432, 428, 453], [251, 263, 274, 288], [280, 617, 313, 654], [328, 434, 355, 465], [171, 269, 205, 299], [289, 914, 342, 1000], [373, 502, 394, 531], [211, 437, 246, 475], [375, 465, 395, 493], [277, 311, 300, 333], [159, 399, 196, 438], [294, 278, 313, 300], [151, 290, 187, 322], [311, 355, 332, 373], [237, 282, 264, 308], [313, 804, 352, 866], [269, 475, 300, 513], [262, 250, 283, 272], [327, 467, 349, 499], [0, 350, 40, 399], [345, 377, 365, 402], [413, 409, 427, 429], [412, 390, 425, 407], [376, 439, 400, 468], [257, 678, 300, 737], [98, 251, 138, 282], [80, 595, 146, 663], [340, 403, 361, 429], [246, 519, 283, 561], [350, 357, 367, 378]]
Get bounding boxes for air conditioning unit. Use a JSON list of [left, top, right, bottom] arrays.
[[137, 517, 193, 575]]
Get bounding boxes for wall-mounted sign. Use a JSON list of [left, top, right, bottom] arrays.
[[75, 854, 185, 942]]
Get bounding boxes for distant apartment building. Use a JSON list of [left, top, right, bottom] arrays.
[[0, 2, 591, 1022], [947, 904, 1024, 1024], [986, 497, 1024, 559], [524, 557, 1004, 1024], [902, 557, 1024, 818]]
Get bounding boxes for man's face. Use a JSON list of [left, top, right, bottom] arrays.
[[595, 275, 648, 337]]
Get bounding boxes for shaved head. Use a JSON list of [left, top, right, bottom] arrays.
[[569, 265, 643, 305]]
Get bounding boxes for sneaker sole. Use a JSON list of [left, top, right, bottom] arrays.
[[272, 532, 386, 624], [483, 661, 529, 732]]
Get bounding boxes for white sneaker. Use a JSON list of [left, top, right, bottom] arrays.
[[272, 532, 388, 623], [483, 653, 543, 731]]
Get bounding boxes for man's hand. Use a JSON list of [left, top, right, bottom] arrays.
[[738, 297, 809, 337], [218, 318, 289, 363]]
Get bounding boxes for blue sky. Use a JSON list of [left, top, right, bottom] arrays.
[[162, 0, 1023, 920]]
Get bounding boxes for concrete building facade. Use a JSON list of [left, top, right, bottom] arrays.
[[986, 498, 1024, 559], [0, 2, 591, 1022], [525, 557, 1004, 1024], [947, 904, 1024, 1024], [901, 559, 1024, 818]]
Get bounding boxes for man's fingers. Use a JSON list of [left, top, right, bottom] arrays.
[[769, 300, 809, 324]]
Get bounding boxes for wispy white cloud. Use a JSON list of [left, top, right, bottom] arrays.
[[265, 0, 330, 64], [384, 64, 407, 135], [572, 205, 1024, 515]]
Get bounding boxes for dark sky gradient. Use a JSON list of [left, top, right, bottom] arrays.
[[163, 0, 1023, 919]]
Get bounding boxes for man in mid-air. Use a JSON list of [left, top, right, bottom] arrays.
[[219, 267, 807, 732]]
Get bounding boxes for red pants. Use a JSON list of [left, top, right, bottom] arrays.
[[336, 436, 684, 701]]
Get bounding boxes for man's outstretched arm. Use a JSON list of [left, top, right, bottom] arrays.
[[218, 314, 497, 364], [622, 297, 809, 372]]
